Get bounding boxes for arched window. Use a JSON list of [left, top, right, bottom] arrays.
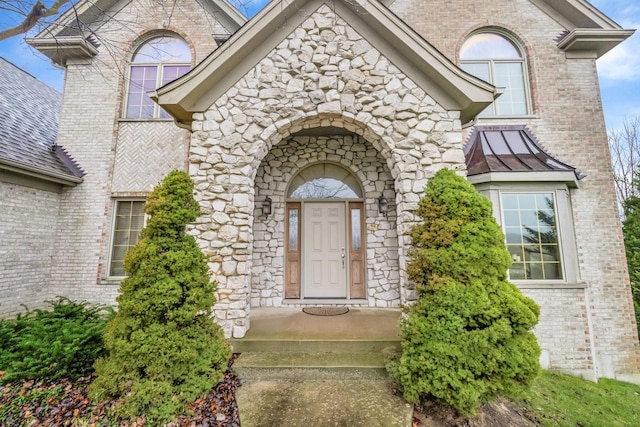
[[460, 32, 529, 116], [287, 164, 362, 199], [125, 36, 191, 119]]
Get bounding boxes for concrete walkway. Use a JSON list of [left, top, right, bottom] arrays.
[[236, 379, 413, 427], [232, 308, 413, 426]]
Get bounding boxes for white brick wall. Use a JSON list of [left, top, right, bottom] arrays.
[[0, 182, 60, 317], [391, 0, 640, 379], [44, 0, 231, 307]]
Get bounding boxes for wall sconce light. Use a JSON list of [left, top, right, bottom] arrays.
[[378, 195, 388, 215], [262, 196, 272, 217]]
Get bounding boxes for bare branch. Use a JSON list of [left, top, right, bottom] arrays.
[[609, 116, 640, 210], [0, 0, 72, 41]]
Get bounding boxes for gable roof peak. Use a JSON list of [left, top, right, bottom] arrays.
[[529, 0, 634, 58], [27, 0, 247, 66], [153, 0, 499, 127], [530, 0, 625, 30]]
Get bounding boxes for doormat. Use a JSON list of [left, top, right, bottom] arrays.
[[302, 307, 349, 316]]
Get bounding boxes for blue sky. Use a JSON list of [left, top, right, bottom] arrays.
[[0, 0, 638, 131]]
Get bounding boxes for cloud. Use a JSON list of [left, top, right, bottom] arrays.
[[0, 37, 64, 91], [590, 1, 640, 81], [597, 31, 640, 82]]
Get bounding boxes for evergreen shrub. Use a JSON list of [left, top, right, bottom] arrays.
[[0, 297, 113, 382], [388, 168, 541, 415], [90, 170, 230, 424], [622, 194, 640, 335]]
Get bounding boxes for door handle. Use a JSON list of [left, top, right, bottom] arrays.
[[341, 247, 345, 268]]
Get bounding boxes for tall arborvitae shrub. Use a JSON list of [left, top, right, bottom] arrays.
[[90, 170, 230, 424], [623, 193, 640, 335], [388, 168, 541, 416]]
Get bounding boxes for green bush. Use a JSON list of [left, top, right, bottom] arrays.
[[622, 194, 640, 335], [90, 170, 230, 424], [388, 168, 541, 416], [0, 297, 113, 383]]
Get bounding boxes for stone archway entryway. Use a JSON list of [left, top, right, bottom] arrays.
[[169, 3, 479, 338], [251, 130, 401, 308]]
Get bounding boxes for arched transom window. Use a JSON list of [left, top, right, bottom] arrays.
[[125, 36, 191, 119], [288, 164, 362, 199], [460, 32, 529, 116]]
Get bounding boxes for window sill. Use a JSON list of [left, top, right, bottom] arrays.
[[476, 115, 540, 120], [514, 281, 587, 289], [118, 118, 175, 123], [100, 278, 124, 285]]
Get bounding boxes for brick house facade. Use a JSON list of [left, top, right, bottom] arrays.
[[1, 0, 638, 382]]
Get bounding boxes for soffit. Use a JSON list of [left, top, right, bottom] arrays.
[[529, 0, 634, 57], [556, 28, 635, 58], [529, 0, 622, 29], [153, 0, 498, 128]]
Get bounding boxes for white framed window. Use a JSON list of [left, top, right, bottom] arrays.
[[460, 32, 530, 116], [124, 36, 191, 119], [108, 200, 146, 277], [475, 183, 580, 286], [501, 192, 562, 280]]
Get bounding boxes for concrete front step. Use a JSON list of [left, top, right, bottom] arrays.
[[236, 379, 413, 427], [234, 351, 389, 380], [231, 338, 401, 354], [233, 309, 410, 425]]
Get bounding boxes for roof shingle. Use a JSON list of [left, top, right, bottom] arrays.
[[0, 57, 83, 182]]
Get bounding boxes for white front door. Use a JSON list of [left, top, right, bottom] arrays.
[[303, 202, 347, 298]]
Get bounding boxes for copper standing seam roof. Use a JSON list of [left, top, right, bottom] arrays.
[[464, 125, 584, 180]]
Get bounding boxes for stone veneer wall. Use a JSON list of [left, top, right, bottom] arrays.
[[251, 134, 400, 308], [189, 5, 465, 337], [0, 182, 60, 317]]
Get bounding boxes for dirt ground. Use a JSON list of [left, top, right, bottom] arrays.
[[412, 397, 538, 427]]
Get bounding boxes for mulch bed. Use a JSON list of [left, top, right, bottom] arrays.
[[0, 356, 241, 427]]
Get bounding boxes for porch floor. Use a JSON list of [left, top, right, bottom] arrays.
[[236, 307, 402, 341]]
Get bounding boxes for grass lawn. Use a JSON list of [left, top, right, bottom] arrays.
[[516, 370, 640, 426]]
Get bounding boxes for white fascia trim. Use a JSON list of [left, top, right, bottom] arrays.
[[531, 0, 623, 30], [26, 36, 99, 66], [557, 28, 636, 58], [467, 171, 579, 188], [198, 0, 248, 28], [0, 159, 84, 186]]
